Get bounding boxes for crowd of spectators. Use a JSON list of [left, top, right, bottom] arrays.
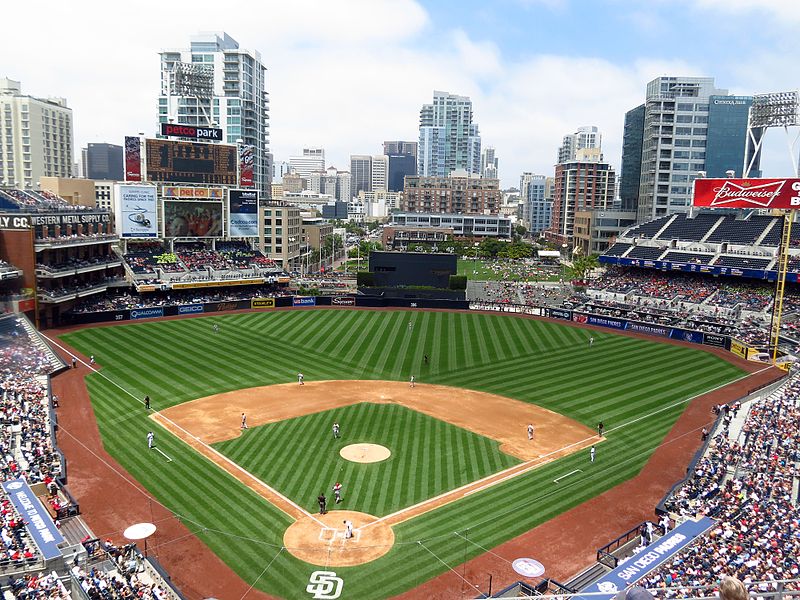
[[460, 258, 560, 281], [593, 268, 720, 304], [639, 377, 800, 597], [4, 571, 70, 598]]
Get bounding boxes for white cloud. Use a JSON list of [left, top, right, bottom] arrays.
[[689, 0, 800, 23]]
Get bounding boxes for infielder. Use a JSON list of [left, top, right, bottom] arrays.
[[590, 445, 596, 463], [332, 422, 340, 439], [241, 413, 248, 429], [147, 431, 155, 449], [410, 375, 415, 388], [298, 372, 304, 385], [527, 424, 534, 441]]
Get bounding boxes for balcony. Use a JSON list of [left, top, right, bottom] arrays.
[[35, 233, 119, 250]]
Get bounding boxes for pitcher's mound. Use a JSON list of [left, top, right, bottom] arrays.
[[284, 510, 394, 566], [339, 443, 391, 463]]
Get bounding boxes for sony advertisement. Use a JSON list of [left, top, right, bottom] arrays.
[[228, 189, 259, 237], [116, 185, 158, 238], [163, 200, 223, 237]]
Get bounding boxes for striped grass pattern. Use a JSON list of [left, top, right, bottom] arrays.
[[61, 310, 744, 599]]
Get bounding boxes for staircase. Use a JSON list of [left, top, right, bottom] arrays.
[[17, 315, 65, 373]]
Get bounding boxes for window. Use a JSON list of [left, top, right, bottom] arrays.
[[676, 115, 693, 123]]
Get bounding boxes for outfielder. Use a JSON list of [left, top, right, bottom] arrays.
[[590, 445, 596, 463], [332, 422, 340, 439]]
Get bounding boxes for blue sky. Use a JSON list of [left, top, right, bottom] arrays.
[[2, 0, 799, 187]]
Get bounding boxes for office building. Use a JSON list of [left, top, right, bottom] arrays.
[[309, 167, 351, 203], [519, 173, 551, 234], [272, 160, 291, 183], [387, 153, 417, 193], [259, 203, 302, 269], [418, 91, 481, 177], [403, 170, 500, 214], [626, 76, 757, 222], [619, 105, 645, 212], [371, 155, 388, 193], [350, 155, 372, 198], [481, 147, 498, 179], [158, 32, 271, 193], [383, 141, 417, 159], [389, 212, 512, 240], [84, 143, 123, 181], [573, 209, 638, 255], [0, 78, 73, 189], [289, 148, 325, 182]]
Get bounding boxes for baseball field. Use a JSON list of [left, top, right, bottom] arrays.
[[59, 308, 746, 599]]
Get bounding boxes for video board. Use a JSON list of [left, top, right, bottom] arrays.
[[163, 200, 223, 237], [146, 139, 238, 185]]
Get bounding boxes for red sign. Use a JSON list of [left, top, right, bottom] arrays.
[[124, 136, 142, 182], [693, 178, 800, 209], [239, 144, 254, 188]]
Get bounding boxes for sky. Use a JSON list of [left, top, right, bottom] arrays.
[[2, 0, 799, 188]]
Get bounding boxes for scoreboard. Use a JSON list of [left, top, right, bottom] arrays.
[[145, 139, 238, 185]]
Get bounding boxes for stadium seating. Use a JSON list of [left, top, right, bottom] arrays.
[[705, 215, 775, 245], [712, 256, 772, 269], [661, 251, 714, 264], [625, 246, 666, 260], [603, 243, 631, 257], [621, 215, 673, 239], [657, 213, 721, 242]]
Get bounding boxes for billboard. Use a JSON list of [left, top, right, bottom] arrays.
[[160, 123, 222, 141], [229, 189, 259, 237], [145, 139, 238, 185], [163, 186, 224, 199], [251, 298, 276, 308], [117, 185, 158, 238], [124, 136, 142, 181], [693, 178, 800, 209], [163, 200, 223, 237], [131, 307, 164, 320], [1, 478, 66, 560], [293, 297, 316, 307], [239, 144, 255, 188]]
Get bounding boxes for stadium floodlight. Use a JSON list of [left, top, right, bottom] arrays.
[[168, 62, 214, 100], [744, 90, 800, 178]]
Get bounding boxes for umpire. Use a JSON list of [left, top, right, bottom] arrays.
[[318, 493, 327, 515]]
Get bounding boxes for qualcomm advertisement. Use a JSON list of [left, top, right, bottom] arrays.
[[116, 185, 158, 238], [2, 478, 65, 560], [131, 307, 164, 320], [229, 189, 259, 237], [575, 517, 714, 599]]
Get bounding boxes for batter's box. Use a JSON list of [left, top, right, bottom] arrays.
[[319, 527, 337, 542]]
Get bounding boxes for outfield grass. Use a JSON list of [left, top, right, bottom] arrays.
[[61, 310, 745, 599], [458, 258, 561, 281], [214, 403, 519, 517]]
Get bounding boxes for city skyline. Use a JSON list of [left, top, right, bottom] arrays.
[[2, 0, 799, 188]]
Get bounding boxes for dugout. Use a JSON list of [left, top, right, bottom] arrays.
[[368, 251, 456, 288]]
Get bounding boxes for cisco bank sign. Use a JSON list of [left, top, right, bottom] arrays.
[[131, 307, 164, 320]]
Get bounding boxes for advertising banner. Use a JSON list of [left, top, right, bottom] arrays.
[[229, 189, 259, 237], [171, 279, 263, 290], [252, 298, 276, 309], [575, 517, 715, 599], [730, 339, 749, 359], [293, 297, 316, 307], [178, 304, 205, 315], [670, 328, 704, 344], [548, 308, 572, 321], [124, 136, 142, 182], [331, 297, 356, 306], [0, 214, 31, 230], [625, 321, 670, 337], [131, 307, 164, 320], [239, 144, 255, 188], [160, 123, 222, 141], [693, 178, 800, 209], [578, 314, 626, 330], [163, 200, 223, 237], [163, 187, 223, 199], [145, 139, 238, 185], [1, 479, 66, 560], [117, 185, 158, 238], [703, 333, 729, 349]]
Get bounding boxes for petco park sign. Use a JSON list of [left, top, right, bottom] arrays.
[[160, 123, 222, 141], [693, 178, 800, 209]]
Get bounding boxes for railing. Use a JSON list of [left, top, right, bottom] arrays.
[[595, 521, 661, 569]]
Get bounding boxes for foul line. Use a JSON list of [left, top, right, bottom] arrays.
[[153, 447, 173, 462], [44, 333, 323, 527], [553, 469, 581, 483]]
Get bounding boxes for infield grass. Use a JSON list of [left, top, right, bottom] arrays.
[[61, 309, 745, 599], [214, 403, 519, 517]]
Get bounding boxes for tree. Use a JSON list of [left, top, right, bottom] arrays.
[[515, 224, 528, 237], [567, 253, 599, 282]]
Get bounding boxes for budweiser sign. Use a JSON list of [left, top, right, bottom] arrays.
[[693, 178, 800, 209]]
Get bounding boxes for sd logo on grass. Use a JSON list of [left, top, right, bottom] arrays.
[[306, 571, 343, 599]]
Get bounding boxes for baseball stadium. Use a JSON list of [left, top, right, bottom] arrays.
[[0, 132, 799, 600]]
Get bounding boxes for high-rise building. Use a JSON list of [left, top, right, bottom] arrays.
[[158, 32, 271, 193], [272, 160, 291, 183], [350, 155, 372, 198], [309, 166, 351, 203], [481, 147, 498, 179], [403, 170, 500, 214], [84, 143, 123, 181], [289, 148, 325, 181], [418, 91, 481, 177], [0, 78, 73, 189], [383, 141, 417, 158], [519, 173, 551, 234], [387, 154, 416, 193], [556, 126, 601, 164], [549, 147, 616, 245], [371, 155, 388, 193], [619, 105, 645, 212], [628, 76, 757, 222]]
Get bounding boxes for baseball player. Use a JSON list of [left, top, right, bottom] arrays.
[[147, 431, 155, 449], [597, 421, 604, 437], [527, 424, 534, 441], [144, 396, 151, 410], [332, 422, 340, 439], [318, 493, 327, 515], [213, 324, 219, 334], [332, 482, 342, 504], [241, 413, 248, 429], [590, 445, 596, 463], [90, 355, 95, 365], [343, 520, 353, 539], [71, 356, 77, 369], [410, 375, 415, 388], [298, 372, 304, 385], [659, 514, 671, 534], [589, 336, 594, 347]]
